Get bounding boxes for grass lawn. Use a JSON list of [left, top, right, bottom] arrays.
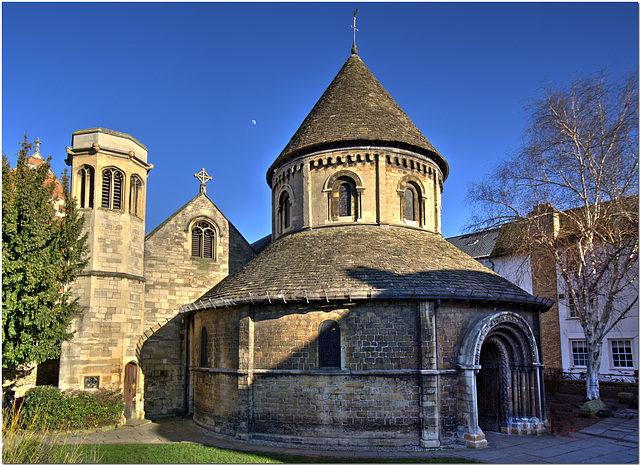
[[69, 443, 477, 463]]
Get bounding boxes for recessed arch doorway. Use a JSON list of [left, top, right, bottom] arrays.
[[458, 311, 547, 446]]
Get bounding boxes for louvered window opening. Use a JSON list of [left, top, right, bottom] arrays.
[[101, 168, 124, 210], [129, 175, 143, 217], [78, 166, 94, 209], [192, 220, 215, 259], [319, 320, 341, 368]]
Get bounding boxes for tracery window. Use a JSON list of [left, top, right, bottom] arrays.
[[191, 220, 215, 259], [129, 175, 143, 217], [77, 166, 94, 209], [101, 167, 124, 210], [319, 320, 341, 369], [200, 327, 208, 367], [279, 191, 291, 231]]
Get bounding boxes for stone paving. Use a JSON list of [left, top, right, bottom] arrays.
[[56, 416, 638, 463]]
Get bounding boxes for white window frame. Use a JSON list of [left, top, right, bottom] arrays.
[[570, 339, 588, 367], [610, 339, 635, 370]]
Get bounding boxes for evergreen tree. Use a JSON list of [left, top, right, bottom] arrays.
[[2, 135, 88, 368]]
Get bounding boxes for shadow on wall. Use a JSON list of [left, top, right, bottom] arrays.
[[139, 314, 188, 418]]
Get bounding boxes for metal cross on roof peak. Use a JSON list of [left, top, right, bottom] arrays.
[[194, 167, 212, 194], [351, 9, 359, 55]]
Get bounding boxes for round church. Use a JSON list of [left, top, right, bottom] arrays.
[[180, 51, 551, 448]]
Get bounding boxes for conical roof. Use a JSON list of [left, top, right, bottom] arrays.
[[267, 54, 448, 186]]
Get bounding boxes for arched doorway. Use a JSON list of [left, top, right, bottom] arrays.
[[477, 342, 503, 432], [124, 362, 138, 420], [458, 311, 547, 446]]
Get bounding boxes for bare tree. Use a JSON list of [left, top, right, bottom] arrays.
[[467, 69, 638, 402]]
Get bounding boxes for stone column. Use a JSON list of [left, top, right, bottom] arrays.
[[236, 307, 254, 440], [457, 365, 487, 448], [418, 301, 440, 447]]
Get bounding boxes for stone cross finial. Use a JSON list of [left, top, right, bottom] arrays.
[[35, 137, 41, 153], [194, 167, 212, 194]]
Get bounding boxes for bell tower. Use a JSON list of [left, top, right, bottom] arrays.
[[59, 128, 152, 408]]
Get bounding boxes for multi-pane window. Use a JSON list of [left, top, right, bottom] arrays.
[[78, 166, 95, 209], [101, 168, 124, 210], [191, 220, 215, 259], [129, 175, 143, 217], [319, 320, 341, 369], [611, 340, 634, 368], [200, 327, 208, 367], [571, 340, 588, 367], [279, 191, 291, 231]]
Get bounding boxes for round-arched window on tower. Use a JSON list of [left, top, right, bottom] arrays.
[[279, 191, 291, 231], [338, 182, 352, 217]]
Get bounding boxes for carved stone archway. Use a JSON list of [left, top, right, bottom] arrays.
[[457, 311, 547, 447]]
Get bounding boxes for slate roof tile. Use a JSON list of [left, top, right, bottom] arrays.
[[189, 226, 552, 311]]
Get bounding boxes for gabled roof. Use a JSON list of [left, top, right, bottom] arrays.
[[184, 225, 552, 312], [446, 228, 501, 260], [267, 54, 448, 186]]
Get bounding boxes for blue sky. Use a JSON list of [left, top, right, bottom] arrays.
[[3, 2, 638, 243]]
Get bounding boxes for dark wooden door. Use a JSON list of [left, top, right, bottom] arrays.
[[477, 343, 502, 432], [124, 362, 137, 420]]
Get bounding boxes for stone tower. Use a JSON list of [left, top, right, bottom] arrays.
[[59, 129, 152, 413], [268, 54, 447, 241]]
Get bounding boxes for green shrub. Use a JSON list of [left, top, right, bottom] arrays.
[[22, 386, 124, 430]]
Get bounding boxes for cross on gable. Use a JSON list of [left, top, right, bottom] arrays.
[[194, 167, 212, 194]]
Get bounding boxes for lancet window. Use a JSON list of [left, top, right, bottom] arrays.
[[129, 175, 143, 217], [77, 165, 95, 209]]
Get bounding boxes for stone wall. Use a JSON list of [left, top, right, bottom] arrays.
[[270, 147, 444, 240], [190, 300, 514, 446], [141, 193, 255, 417]]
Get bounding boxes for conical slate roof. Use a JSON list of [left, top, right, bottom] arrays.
[[267, 54, 448, 186], [184, 226, 552, 312]]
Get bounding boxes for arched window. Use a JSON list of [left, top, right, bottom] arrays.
[[77, 166, 94, 209], [402, 181, 422, 225], [129, 175, 143, 217], [319, 320, 341, 369], [338, 182, 352, 216], [191, 220, 215, 259], [101, 167, 124, 210], [405, 186, 415, 221], [279, 191, 291, 231], [330, 176, 358, 220], [200, 327, 208, 367]]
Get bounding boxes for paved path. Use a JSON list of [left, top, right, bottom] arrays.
[[57, 416, 638, 463]]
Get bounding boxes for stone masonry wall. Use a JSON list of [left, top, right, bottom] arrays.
[[270, 146, 444, 240], [141, 193, 255, 417]]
